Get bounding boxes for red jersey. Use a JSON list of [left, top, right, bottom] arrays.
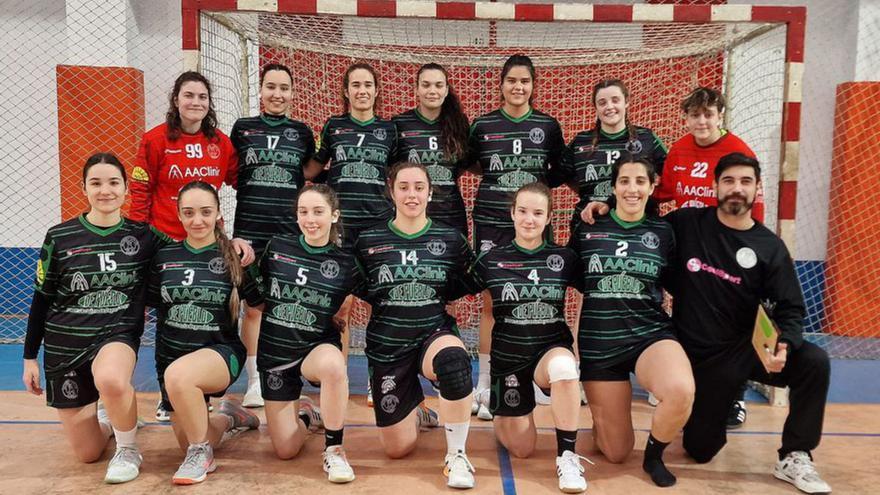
[[654, 130, 764, 222], [130, 123, 238, 240]]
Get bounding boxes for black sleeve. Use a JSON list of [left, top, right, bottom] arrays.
[[388, 121, 399, 164], [351, 256, 369, 300], [551, 138, 577, 189], [230, 119, 243, 151], [240, 261, 265, 307], [304, 125, 317, 163], [146, 256, 162, 308], [761, 242, 806, 350], [23, 291, 49, 359], [466, 122, 481, 174], [658, 224, 677, 294], [448, 235, 484, 300], [650, 130, 668, 179], [566, 225, 585, 293], [545, 120, 566, 186], [313, 120, 332, 164]]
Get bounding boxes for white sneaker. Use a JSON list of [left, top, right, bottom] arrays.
[[471, 389, 479, 415], [416, 402, 440, 430], [475, 389, 493, 421], [647, 392, 659, 407], [298, 396, 323, 432], [242, 381, 264, 408], [104, 446, 142, 484], [444, 451, 475, 489], [535, 383, 551, 405], [156, 400, 171, 422], [323, 445, 355, 483], [556, 450, 589, 493], [774, 451, 832, 494], [366, 381, 374, 407], [579, 383, 588, 405]]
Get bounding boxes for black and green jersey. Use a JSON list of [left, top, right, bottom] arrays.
[[392, 109, 467, 231], [313, 114, 397, 230], [148, 241, 257, 364], [570, 211, 675, 367], [29, 215, 169, 378], [467, 108, 564, 227], [250, 235, 363, 370], [473, 241, 579, 376], [556, 126, 666, 225], [231, 114, 315, 251], [355, 219, 476, 363]]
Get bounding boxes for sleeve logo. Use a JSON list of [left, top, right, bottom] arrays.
[[132, 166, 149, 182], [36, 259, 45, 285]]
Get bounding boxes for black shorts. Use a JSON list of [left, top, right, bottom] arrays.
[[472, 223, 515, 254], [580, 335, 676, 382], [157, 342, 246, 412], [490, 345, 568, 417], [259, 343, 340, 402], [368, 330, 452, 427], [46, 334, 139, 409]]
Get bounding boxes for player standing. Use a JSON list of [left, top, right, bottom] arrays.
[[393, 63, 470, 233], [147, 181, 260, 485], [468, 54, 565, 419], [355, 162, 479, 489], [230, 63, 317, 407], [571, 154, 694, 487], [472, 183, 587, 493], [22, 153, 170, 484], [249, 185, 360, 483]]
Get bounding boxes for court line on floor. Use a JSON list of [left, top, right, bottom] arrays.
[[495, 440, 517, 495]]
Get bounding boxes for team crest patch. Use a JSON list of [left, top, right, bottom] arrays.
[[132, 166, 149, 182], [641, 232, 660, 250], [61, 378, 79, 400], [505, 374, 520, 387], [381, 375, 396, 394], [36, 260, 45, 285], [547, 254, 565, 272], [625, 139, 643, 154], [320, 260, 340, 279], [480, 240, 495, 252], [266, 372, 284, 391], [380, 394, 399, 413], [373, 128, 387, 141], [208, 257, 227, 274], [426, 238, 446, 256], [207, 143, 221, 159], [503, 389, 520, 407], [120, 235, 140, 256], [283, 128, 299, 141], [736, 247, 757, 269], [529, 127, 545, 144]]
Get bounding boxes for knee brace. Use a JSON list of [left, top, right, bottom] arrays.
[[432, 347, 472, 401], [547, 354, 579, 383]]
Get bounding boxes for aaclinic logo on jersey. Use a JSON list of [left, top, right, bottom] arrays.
[[167, 164, 221, 180]]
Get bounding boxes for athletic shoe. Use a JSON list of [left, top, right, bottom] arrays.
[[556, 450, 589, 493], [647, 392, 659, 407], [104, 446, 142, 484], [156, 400, 171, 422], [579, 383, 588, 406], [774, 451, 832, 494], [444, 451, 475, 489], [298, 396, 323, 432], [470, 389, 479, 415], [242, 380, 264, 408], [475, 388, 493, 421], [323, 445, 355, 483], [416, 402, 440, 430], [535, 383, 551, 406], [172, 443, 216, 485], [366, 381, 374, 407], [219, 399, 260, 431], [727, 400, 747, 429]]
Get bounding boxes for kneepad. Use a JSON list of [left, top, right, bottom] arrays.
[[432, 347, 472, 401], [547, 354, 579, 383]]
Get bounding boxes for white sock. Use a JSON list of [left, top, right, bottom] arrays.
[[445, 421, 470, 455], [245, 356, 258, 385], [113, 426, 137, 449], [477, 353, 490, 391]]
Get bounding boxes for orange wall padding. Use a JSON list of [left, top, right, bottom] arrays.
[[825, 82, 880, 337], [56, 65, 145, 220]]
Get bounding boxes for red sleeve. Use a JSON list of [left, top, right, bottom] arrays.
[[223, 134, 238, 189], [129, 130, 161, 223]]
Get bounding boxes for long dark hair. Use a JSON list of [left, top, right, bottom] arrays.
[[417, 63, 469, 161], [500, 54, 537, 105], [591, 79, 636, 150], [297, 184, 343, 245], [342, 62, 380, 113], [82, 152, 127, 185], [165, 71, 219, 141], [177, 181, 242, 323]]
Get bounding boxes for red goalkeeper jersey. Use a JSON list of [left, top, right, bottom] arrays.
[[130, 123, 238, 240], [654, 130, 764, 222]]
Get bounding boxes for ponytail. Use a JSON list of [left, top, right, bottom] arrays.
[[417, 63, 468, 162], [215, 221, 242, 325]]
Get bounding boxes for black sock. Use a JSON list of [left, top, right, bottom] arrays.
[[298, 411, 311, 429], [325, 428, 344, 449], [643, 434, 676, 487], [556, 428, 578, 457]]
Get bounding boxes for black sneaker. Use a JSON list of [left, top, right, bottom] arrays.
[[726, 400, 747, 429]]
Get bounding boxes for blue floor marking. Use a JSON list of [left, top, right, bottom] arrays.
[[495, 440, 517, 495]]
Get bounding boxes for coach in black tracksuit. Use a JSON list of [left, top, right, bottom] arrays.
[[664, 153, 831, 494]]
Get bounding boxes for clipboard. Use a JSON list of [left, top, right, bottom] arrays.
[[752, 305, 779, 373]]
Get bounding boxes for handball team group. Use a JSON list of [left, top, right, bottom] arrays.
[[22, 55, 833, 494]]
